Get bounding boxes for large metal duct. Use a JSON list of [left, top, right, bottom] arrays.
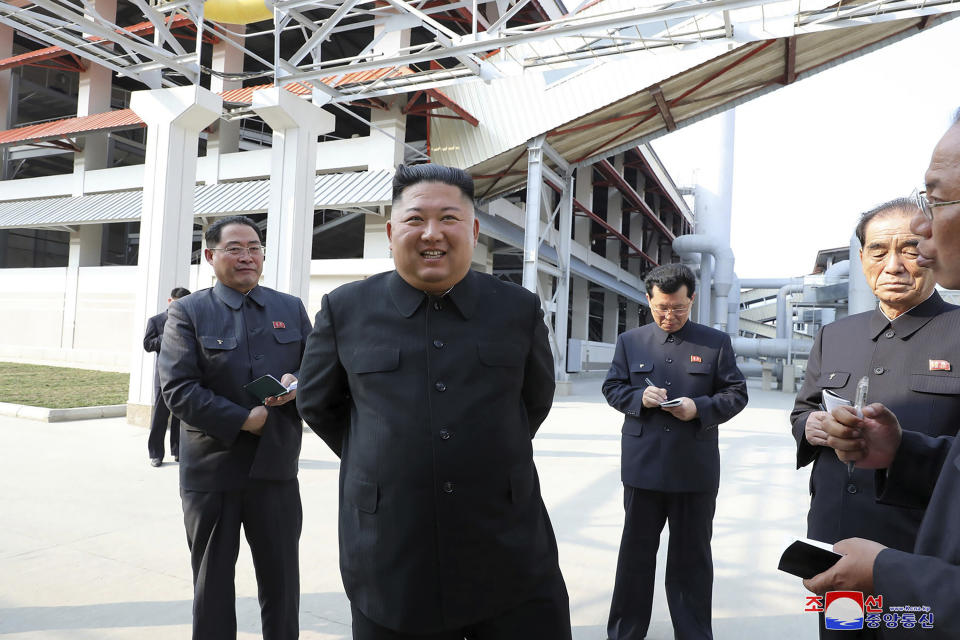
[[733, 337, 814, 358], [848, 234, 876, 314], [673, 234, 735, 331], [776, 283, 804, 339]]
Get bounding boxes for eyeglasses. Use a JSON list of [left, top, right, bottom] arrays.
[[652, 305, 690, 316], [210, 245, 265, 258], [913, 189, 960, 221]]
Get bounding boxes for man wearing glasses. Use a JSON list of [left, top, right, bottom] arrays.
[[159, 215, 311, 640], [603, 263, 747, 640], [791, 197, 960, 639], [805, 115, 960, 638]]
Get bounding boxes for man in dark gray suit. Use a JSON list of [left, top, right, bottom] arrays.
[[297, 164, 571, 640], [807, 116, 960, 638], [159, 215, 311, 640], [603, 263, 747, 640], [793, 199, 960, 639], [143, 285, 190, 467]]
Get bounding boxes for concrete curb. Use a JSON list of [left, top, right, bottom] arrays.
[[0, 402, 127, 422]]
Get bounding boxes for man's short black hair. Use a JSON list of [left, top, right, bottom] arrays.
[[205, 216, 263, 247], [854, 198, 920, 246], [644, 263, 696, 298], [170, 287, 191, 299], [392, 163, 475, 205]]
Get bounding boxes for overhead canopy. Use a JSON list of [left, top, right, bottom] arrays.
[[0, 170, 393, 230], [430, 14, 958, 200]]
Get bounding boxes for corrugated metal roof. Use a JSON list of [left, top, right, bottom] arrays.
[[0, 170, 393, 229], [433, 14, 958, 201], [0, 109, 144, 146]]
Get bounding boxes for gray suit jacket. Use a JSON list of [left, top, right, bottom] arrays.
[[603, 319, 748, 493], [159, 282, 311, 491], [296, 269, 561, 634]]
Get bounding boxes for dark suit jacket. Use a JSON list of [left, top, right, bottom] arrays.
[[791, 292, 960, 550], [143, 310, 167, 389], [603, 319, 747, 493], [159, 282, 311, 491], [873, 429, 960, 638], [296, 269, 560, 634]]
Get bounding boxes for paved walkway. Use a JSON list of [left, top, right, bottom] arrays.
[[0, 378, 818, 639]]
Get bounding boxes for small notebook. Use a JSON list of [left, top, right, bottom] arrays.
[[243, 374, 292, 403]]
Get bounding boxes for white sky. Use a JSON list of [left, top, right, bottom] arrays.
[[651, 16, 960, 278]]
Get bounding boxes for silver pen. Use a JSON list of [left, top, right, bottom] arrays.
[[849, 376, 870, 477]]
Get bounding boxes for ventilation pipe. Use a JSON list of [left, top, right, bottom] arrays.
[[673, 235, 734, 332], [733, 336, 814, 358], [825, 259, 850, 281], [727, 273, 740, 337], [776, 284, 804, 339], [849, 234, 876, 314]]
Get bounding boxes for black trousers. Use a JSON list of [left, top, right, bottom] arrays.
[[181, 479, 302, 640], [148, 385, 179, 460], [607, 485, 717, 640], [351, 571, 572, 640]]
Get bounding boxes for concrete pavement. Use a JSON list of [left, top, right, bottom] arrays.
[[0, 378, 818, 639]]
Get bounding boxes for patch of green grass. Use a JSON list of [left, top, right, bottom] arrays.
[[0, 362, 128, 409]]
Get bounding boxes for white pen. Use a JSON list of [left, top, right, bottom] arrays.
[[849, 376, 869, 477]]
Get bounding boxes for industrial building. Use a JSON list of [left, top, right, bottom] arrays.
[[0, 0, 957, 423]]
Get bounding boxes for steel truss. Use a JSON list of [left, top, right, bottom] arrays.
[[2, 0, 958, 106]]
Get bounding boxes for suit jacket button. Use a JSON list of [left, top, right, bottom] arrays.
[[665, 380, 672, 386], [254, 354, 264, 360], [439, 428, 451, 440], [442, 481, 454, 494], [846, 482, 858, 494], [664, 426, 671, 432], [435, 381, 447, 392], [885, 330, 895, 338], [873, 367, 884, 375], [666, 358, 673, 363], [434, 301, 443, 310], [433, 340, 445, 349]]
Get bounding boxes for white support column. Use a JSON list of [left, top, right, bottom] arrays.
[[203, 24, 245, 184], [252, 87, 335, 302], [195, 220, 216, 290], [522, 135, 546, 293], [554, 174, 573, 384], [61, 225, 102, 349], [73, 0, 116, 195], [626, 167, 645, 330], [363, 214, 390, 258], [126, 86, 222, 426], [571, 166, 592, 341], [602, 154, 625, 342]]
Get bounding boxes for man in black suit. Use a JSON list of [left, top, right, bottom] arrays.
[[297, 164, 571, 640], [143, 286, 190, 467], [159, 215, 311, 640], [792, 198, 960, 639], [806, 116, 960, 639], [603, 263, 747, 640]]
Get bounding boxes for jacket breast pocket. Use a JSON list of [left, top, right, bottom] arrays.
[[478, 342, 524, 367], [910, 374, 960, 396], [199, 335, 237, 360], [628, 361, 653, 386], [817, 371, 851, 389], [686, 362, 713, 375], [344, 475, 379, 514], [272, 329, 300, 345], [348, 347, 400, 374]]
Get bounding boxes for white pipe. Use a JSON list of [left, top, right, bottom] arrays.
[[733, 337, 814, 359], [824, 259, 850, 280], [849, 233, 876, 314], [727, 273, 740, 337], [740, 277, 803, 289], [739, 361, 783, 378], [776, 283, 804, 340], [673, 234, 734, 332]]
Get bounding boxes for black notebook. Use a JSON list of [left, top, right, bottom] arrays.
[[243, 374, 291, 403], [778, 539, 842, 579]]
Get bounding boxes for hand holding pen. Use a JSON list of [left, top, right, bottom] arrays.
[[641, 377, 669, 408]]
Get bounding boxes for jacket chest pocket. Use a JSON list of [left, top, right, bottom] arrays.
[[911, 374, 960, 436], [348, 347, 400, 374], [818, 371, 851, 390], [685, 361, 713, 376], [628, 361, 653, 386], [199, 335, 237, 357]]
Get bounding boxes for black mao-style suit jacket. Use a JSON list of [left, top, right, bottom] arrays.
[[603, 319, 748, 493], [791, 292, 960, 550], [159, 282, 311, 491], [296, 269, 560, 635], [143, 310, 167, 388]]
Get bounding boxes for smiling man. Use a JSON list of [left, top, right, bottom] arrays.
[[159, 215, 311, 640], [297, 164, 571, 640], [791, 199, 960, 640]]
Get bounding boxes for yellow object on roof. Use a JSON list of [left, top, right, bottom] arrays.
[[204, 0, 272, 25]]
